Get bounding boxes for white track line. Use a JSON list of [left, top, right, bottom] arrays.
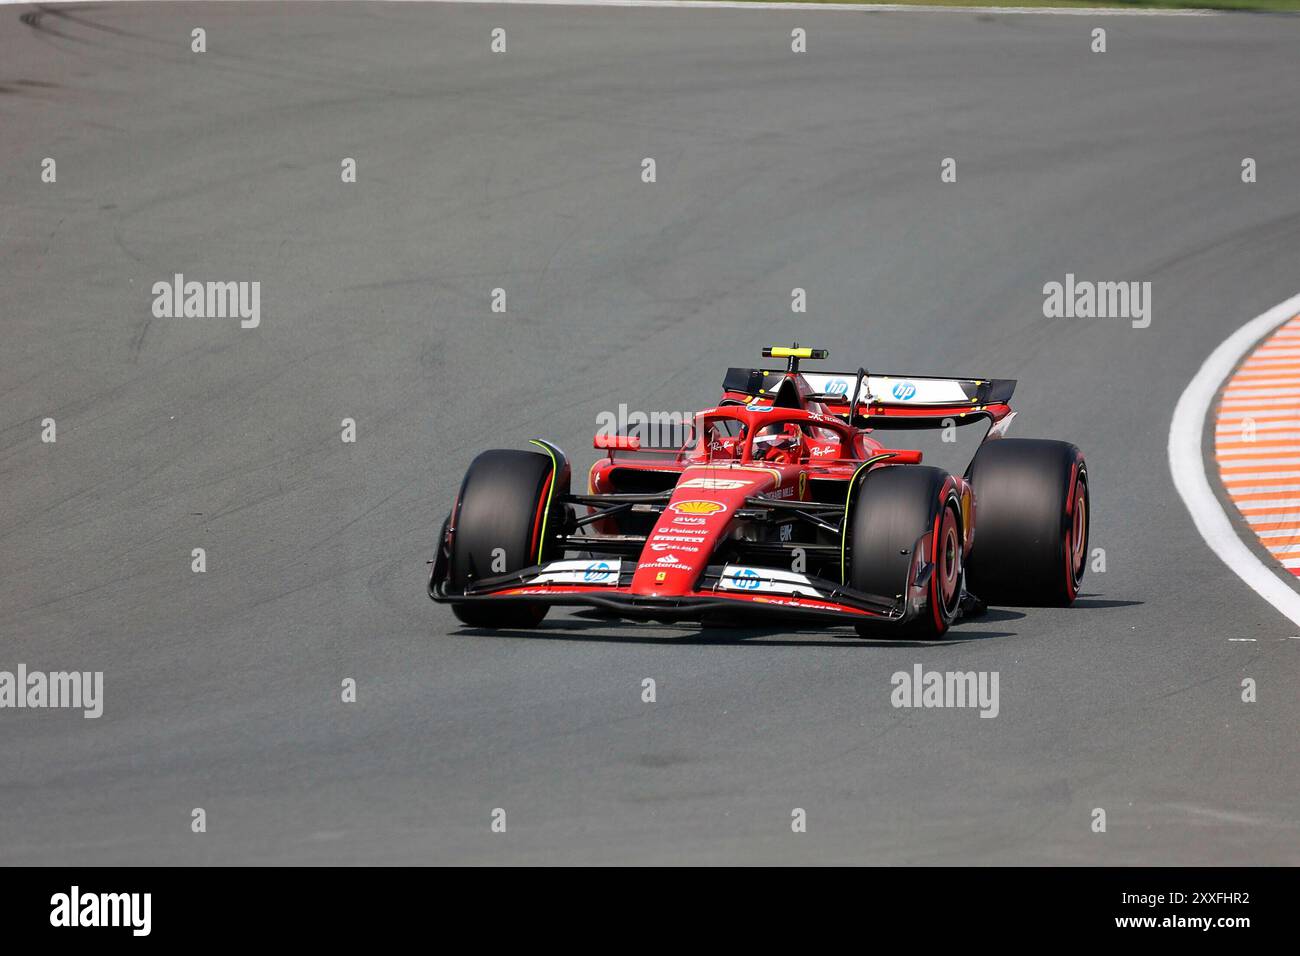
[[1169, 293, 1300, 628], [0, 0, 1222, 14]]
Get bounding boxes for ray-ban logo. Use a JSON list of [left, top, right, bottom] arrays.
[[151, 273, 260, 328]]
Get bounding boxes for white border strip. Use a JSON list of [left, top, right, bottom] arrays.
[[0, 0, 1223, 14], [1169, 292, 1300, 627]]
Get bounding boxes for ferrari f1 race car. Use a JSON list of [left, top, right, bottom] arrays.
[[429, 346, 1089, 638]]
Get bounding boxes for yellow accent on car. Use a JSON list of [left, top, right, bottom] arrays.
[[528, 439, 560, 563]]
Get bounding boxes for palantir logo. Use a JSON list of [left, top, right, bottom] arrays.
[[50, 886, 151, 936]]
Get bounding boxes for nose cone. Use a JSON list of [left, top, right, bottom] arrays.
[[630, 468, 777, 595]]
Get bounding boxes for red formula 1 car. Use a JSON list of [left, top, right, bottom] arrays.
[[429, 346, 1089, 638]]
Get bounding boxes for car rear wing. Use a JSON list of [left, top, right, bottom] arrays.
[[799, 371, 1014, 407], [722, 367, 1014, 427], [800, 371, 1015, 427]]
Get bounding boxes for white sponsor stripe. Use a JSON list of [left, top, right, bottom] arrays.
[[1170, 293, 1300, 628], [531, 559, 622, 585]]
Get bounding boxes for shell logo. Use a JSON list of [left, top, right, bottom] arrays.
[[670, 499, 726, 515]]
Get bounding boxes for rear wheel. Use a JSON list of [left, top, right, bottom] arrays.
[[448, 448, 562, 628], [966, 438, 1088, 607], [847, 465, 963, 640]]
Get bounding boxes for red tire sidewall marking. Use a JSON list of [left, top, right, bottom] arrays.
[[929, 505, 945, 632], [1063, 462, 1086, 602], [929, 493, 961, 633]]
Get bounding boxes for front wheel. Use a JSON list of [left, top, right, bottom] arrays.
[[965, 438, 1088, 607], [447, 448, 565, 629]]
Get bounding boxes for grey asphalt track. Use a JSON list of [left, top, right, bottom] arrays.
[[2, 2, 1299, 865]]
